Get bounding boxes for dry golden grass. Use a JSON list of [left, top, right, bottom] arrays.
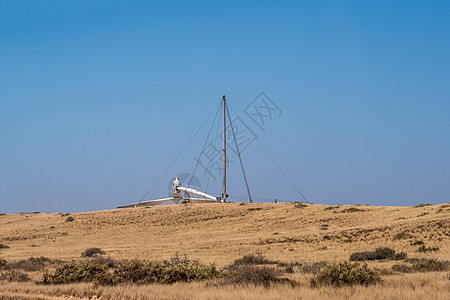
[[0, 202, 449, 299], [0, 273, 449, 300]]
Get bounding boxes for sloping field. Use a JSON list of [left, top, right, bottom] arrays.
[[0, 202, 449, 299], [1, 203, 448, 264]]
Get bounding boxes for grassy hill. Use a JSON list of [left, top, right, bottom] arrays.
[[0, 202, 449, 299]]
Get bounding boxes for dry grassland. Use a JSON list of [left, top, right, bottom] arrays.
[[0, 202, 449, 299]]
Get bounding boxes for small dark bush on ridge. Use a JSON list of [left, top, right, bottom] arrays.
[[341, 207, 364, 213], [310, 262, 381, 287], [324, 206, 340, 210], [294, 202, 307, 208], [65, 216, 75, 222], [0, 244, 9, 249], [350, 247, 406, 261], [248, 207, 263, 211], [82, 248, 105, 257]]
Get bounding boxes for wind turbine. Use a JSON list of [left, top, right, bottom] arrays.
[[118, 96, 232, 208]]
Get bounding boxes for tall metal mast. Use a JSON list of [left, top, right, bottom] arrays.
[[222, 95, 227, 202]]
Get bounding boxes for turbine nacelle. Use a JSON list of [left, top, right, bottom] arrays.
[[172, 177, 181, 198], [117, 177, 220, 208]]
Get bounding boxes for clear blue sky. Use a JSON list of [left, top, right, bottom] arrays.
[[1, 1, 449, 213]]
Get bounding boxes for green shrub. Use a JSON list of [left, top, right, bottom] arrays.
[[223, 265, 293, 287], [104, 258, 222, 285], [374, 268, 397, 276], [324, 206, 340, 210], [392, 258, 449, 273], [374, 247, 406, 260], [232, 253, 274, 265], [341, 207, 364, 213], [350, 251, 377, 261], [437, 207, 450, 213], [320, 224, 329, 230], [410, 240, 424, 246], [0, 270, 30, 282], [284, 264, 295, 273], [42, 256, 223, 285], [393, 232, 413, 240], [166, 261, 220, 283], [298, 261, 328, 274], [347, 207, 363, 212], [89, 256, 117, 268], [394, 252, 407, 260], [42, 260, 109, 284], [105, 260, 159, 285], [350, 247, 406, 261], [0, 258, 9, 270], [248, 207, 263, 211], [310, 262, 381, 287], [9, 257, 52, 272], [294, 202, 307, 209], [417, 245, 439, 253], [374, 247, 396, 258], [390, 264, 412, 273], [82, 248, 105, 257]]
